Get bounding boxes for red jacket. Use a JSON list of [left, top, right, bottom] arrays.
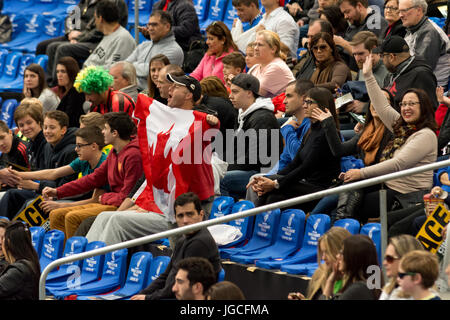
[[91, 88, 135, 118], [57, 139, 143, 207]]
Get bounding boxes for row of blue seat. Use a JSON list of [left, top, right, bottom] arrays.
[[29, 226, 171, 300], [210, 197, 381, 277]]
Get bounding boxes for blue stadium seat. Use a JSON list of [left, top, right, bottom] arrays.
[[46, 241, 106, 295], [0, 99, 19, 128], [30, 226, 46, 258], [21, 0, 59, 14], [218, 268, 225, 282], [223, 0, 238, 32], [128, 0, 152, 26], [51, 248, 128, 299], [219, 200, 255, 249], [360, 222, 382, 265], [1, 14, 46, 52], [145, 255, 171, 287], [333, 218, 361, 234], [46, 236, 88, 284], [39, 229, 65, 273], [2, 0, 35, 15], [230, 209, 306, 264], [193, 0, 209, 25], [77, 252, 154, 300], [199, 0, 228, 32], [281, 261, 319, 276], [0, 52, 22, 87], [210, 196, 235, 220], [255, 214, 331, 269], [34, 54, 49, 71], [42, 0, 77, 15], [2, 53, 35, 92], [0, 49, 9, 74], [220, 209, 281, 259]]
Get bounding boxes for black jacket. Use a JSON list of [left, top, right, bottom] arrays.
[[39, 127, 78, 193], [275, 121, 341, 189], [383, 56, 438, 109], [0, 259, 39, 300], [152, 0, 202, 51], [382, 19, 406, 41], [140, 228, 221, 300], [56, 87, 86, 128], [27, 130, 47, 171], [0, 135, 29, 171]]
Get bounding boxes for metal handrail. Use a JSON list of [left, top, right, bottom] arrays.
[[38, 158, 450, 299]]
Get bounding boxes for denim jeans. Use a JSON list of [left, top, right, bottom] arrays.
[[220, 170, 258, 200]]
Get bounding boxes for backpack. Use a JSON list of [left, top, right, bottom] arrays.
[[0, 14, 12, 44]]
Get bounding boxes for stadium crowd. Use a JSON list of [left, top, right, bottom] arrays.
[[0, 0, 449, 301]]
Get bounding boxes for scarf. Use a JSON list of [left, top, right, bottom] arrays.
[[357, 120, 385, 165], [310, 57, 336, 86], [379, 124, 417, 162]]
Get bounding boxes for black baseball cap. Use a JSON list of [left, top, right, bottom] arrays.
[[166, 73, 202, 102], [231, 73, 260, 97], [379, 36, 409, 54]]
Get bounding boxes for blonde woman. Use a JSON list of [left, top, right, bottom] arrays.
[[380, 234, 424, 300], [288, 227, 351, 300], [248, 30, 295, 98]]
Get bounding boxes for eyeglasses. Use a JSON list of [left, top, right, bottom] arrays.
[[398, 5, 417, 14], [304, 99, 318, 106], [312, 44, 329, 51], [399, 101, 420, 107], [384, 6, 399, 11], [397, 271, 416, 279], [75, 143, 92, 149], [384, 254, 400, 264]]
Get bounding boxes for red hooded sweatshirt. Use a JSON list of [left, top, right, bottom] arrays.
[[56, 139, 143, 207]]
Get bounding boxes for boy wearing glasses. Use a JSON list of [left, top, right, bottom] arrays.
[[397, 250, 441, 300]]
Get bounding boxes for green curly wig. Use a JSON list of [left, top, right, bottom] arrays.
[[74, 66, 114, 94]]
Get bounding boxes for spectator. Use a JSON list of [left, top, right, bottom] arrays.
[[74, 66, 135, 117], [310, 88, 394, 219], [152, 0, 202, 52], [309, 32, 352, 93], [287, 0, 322, 26], [42, 112, 143, 239], [0, 120, 29, 189], [222, 52, 246, 89], [172, 257, 217, 300], [334, 0, 388, 54], [288, 227, 351, 300], [206, 281, 246, 300], [344, 55, 438, 223], [249, 30, 296, 98], [12, 126, 108, 214], [382, 0, 407, 41], [44, 0, 128, 86], [0, 219, 9, 275], [245, 41, 258, 70], [319, 4, 349, 38], [0, 221, 40, 300], [231, 0, 264, 52], [131, 192, 221, 300], [145, 54, 170, 104], [0, 111, 78, 220], [221, 73, 283, 200], [125, 10, 184, 91], [381, 36, 438, 109], [53, 57, 86, 128], [397, 250, 441, 300], [23, 64, 60, 114], [324, 234, 383, 299], [83, 0, 136, 70], [380, 234, 424, 299], [400, 0, 450, 88], [155, 64, 185, 102], [248, 87, 341, 212], [109, 61, 139, 102], [190, 21, 238, 83], [258, 0, 300, 62]]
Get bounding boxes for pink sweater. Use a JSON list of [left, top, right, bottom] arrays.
[[190, 48, 234, 84]]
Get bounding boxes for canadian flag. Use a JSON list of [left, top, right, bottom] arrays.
[[133, 94, 217, 223]]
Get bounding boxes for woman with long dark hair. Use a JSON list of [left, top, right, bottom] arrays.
[[247, 87, 341, 212], [344, 55, 438, 222], [54, 56, 86, 127], [23, 64, 60, 113], [146, 54, 170, 104], [0, 221, 41, 300]]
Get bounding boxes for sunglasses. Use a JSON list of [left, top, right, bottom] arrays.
[[312, 45, 329, 51], [384, 254, 400, 264], [397, 271, 416, 279]]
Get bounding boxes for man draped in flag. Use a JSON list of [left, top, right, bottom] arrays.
[[83, 75, 219, 247]]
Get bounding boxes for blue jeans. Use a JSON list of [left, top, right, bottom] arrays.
[[220, 170, 258, 200], [310, 194, 339, 216]]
